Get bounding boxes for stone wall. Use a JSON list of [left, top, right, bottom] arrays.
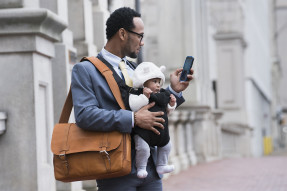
[[0, 0, 286, 190]]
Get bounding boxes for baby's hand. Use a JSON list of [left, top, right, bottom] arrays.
[[169, 94, 176, 107], [143, 87, 152, 98]]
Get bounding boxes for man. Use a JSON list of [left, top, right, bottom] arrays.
[[71, 7, 194, 191]]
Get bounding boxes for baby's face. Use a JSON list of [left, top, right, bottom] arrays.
[[144, 78, 161, 93]]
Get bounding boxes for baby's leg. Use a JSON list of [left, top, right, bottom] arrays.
[[156, 141, 174, 174], [134, 135, 150, 178]]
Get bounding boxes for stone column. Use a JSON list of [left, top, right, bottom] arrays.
[[39, 1, 79, 190], [107, 0, 125, 12], [209, 0, 255, 158], [186, 111, 197, 166], [212, 110, 223, 159], [68, 0, 97, 61], [176, 110, 190, 171], [0, 7, 66, 191], [168, 110, 180, 174], [91, 0, 110, 50], [191, 107, 205, 162], [46, 0, 77, 124], [191, 106, 213, 162], [188, 0, 212, 106]]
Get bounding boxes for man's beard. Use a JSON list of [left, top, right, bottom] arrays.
[[129, 52, 138, 59], [126, 37, 139, 59]]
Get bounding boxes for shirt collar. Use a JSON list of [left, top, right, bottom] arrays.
[[100, 48, 128, 67]]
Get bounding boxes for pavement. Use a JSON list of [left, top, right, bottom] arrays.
[[162, 151, 287, 191]]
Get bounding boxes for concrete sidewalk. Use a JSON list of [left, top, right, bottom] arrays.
[[163, 153, 287, 191]]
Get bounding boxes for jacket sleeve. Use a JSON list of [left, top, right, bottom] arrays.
[[71, 62, 132, 133], [129, 94, 149, 111], [166, 86, 185, 107]]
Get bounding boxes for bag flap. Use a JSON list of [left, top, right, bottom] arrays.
[[51, 123, 123, 155]]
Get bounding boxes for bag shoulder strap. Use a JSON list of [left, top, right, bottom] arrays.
[[58, 56, 126, 123], [84, 56, 126, 110]]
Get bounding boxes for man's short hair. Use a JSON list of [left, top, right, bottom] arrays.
[[106, 7, 141, 40]]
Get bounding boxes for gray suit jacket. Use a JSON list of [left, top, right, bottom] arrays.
[[71, 57, 185, 176]]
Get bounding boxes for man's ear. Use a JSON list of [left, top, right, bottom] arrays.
[[118, 28, 126, 40]]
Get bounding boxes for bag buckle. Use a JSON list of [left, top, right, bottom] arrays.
[[100, 150, 110, 159], [100, 150, 111, 171], [59, 153, 66, 160], [58, 152, 69, 175]]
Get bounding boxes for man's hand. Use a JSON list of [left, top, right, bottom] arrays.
[[170, 68, 194, 93], [134, 102, 164, 135]]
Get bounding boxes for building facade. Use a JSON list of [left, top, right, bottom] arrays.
[[0, 0, 286, 190]]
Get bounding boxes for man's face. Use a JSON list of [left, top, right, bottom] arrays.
[[124, 17, 144, 58]]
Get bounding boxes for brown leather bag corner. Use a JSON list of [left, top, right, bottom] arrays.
[[51, 57, 131, 182]]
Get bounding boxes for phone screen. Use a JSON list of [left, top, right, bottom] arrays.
[[180, 56, 194, 81]]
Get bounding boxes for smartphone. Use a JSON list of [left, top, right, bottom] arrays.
[[180, 56, 194, 82]]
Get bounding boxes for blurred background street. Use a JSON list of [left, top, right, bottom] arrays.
[[163, 150, 287, 191], [1, 0, 287, 190]]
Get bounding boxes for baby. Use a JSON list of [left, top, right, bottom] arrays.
[[129, 62, 176, 178]]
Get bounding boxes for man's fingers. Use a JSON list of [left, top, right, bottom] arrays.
[[143, 102, 155, 110], [151, 127, 160, 135], [153, 122, 164, 130], [176, 68, 183, 73], [152, 111, 164, 117], [186, 74, 194, 81], [190, 68, 194, 75], [172, 68, 183, 77], [136, 104, 165, 134], [155, 115, 165, 123]]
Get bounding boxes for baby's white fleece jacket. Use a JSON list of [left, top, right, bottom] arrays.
[[129, 94, 177, 113]]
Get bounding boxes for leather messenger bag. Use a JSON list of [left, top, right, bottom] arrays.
[[51, 57, 131, 182]]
